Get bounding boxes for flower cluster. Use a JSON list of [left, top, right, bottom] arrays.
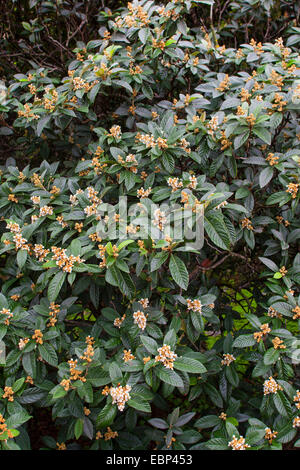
[[139, 298, 149, 309], [32, 329, 43, 344], [1, 307, 13, 325], [206, 116, 219, 136], [167, 177, 183, 192], [80, 336, 95, 363], [155, 345, 177, 370], [293, 417, 300, 428], [267, 306, 282, 319], [18, 103, 39, 120], [60, 358, 86, 391], [293, 390, 300, 410], [0, 414, 14, 439], [272, 337, 286, 350], [39, 205, 53, 217], [264, 428, 278, 444], [2, 386, 14, 402], [214, 200, 228, 210], [109, 384, 132, 411], [186, 299, 202, 313], [6, 222, 31, 252], [152, 208, 167, 232], [135, 133, 156, 148], [228, 435, 250, 450], [33, 244, 50, 262], [253, 323, 271, 343], [292, 306, 300, 320], [217, 74, 230, 92], [137, 187, 152, 198], [96, 427, 119, 441], [221, 354, 236, 366], [266, 153, 279, 166], [263, 376, 283, 395], [123, 349, 135, 362], [18, 337, 29, 350], [241, 218, 254, 231], [48, 302, 60, 327], [114, 314, 126, 328], [108, 125, 122, 138], [133, 310, 147, 331], [286, 183, 299, 199], [51, 246, 83, 273]]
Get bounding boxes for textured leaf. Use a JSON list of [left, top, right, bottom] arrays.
[[155, 366, 184, 388], [169, 255, 189, 290], [48, 271, 67, 302], [174, 357, 207, 373]]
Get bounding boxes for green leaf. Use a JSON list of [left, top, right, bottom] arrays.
[[204, 213, 231, 250], [162, 153, 175, 173], [245, 427, 265, 445], [74, 418, 83, 439], [4, 349, 22, 367], [37, 115, 51, 137], [203, 383, 223, 408], [266, 192, 291, 206], [163, 329, 176, 349], [117, 239, 134, 250], [264, 348, 280, 365], [113, 80, 133, 94], [233, 334, 256, 348], [109, 362, 122, 384], [12, 377, 25, 393], [169, 255, 189, 290], [38, 343, 58, 367], [17, 249, 28, 269], [124, 170, 136, 191], [253, 127, 271, 145], [174, 357, 206, 373], [19, 388, 48, 404], [148, 418, 168, 429], [225, 365, 239, 387], [122, 360, 143, 372], [259, 257, 278, 272], [5, 411, 32, 428], [233, 131, 250, 149], [154, 366, 184, 388], [0, 324, 7, 341], [138, 28, 149, 45], [128, 399, 151, 413], [96, 403, 117, 429], [140, 335, 158, 355], [86, 367, 111, 387], [70, 239, 81, 256], [205, 438, 229, 450], [259, 166, 273, 188], [50, 385, 68, 400], [48, 271, 67, 302], [273, 391, 293, 418], [150, 251, 169, 272], [194, 415, 220, 428], [105, 265, 135, 298]]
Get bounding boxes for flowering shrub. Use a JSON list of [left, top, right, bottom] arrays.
[[0, 0, 299, 451]]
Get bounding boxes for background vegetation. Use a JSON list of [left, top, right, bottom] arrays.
[[0, 0, 299, 450]]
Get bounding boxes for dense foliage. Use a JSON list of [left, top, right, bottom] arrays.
[[0, 0, 299, 451]]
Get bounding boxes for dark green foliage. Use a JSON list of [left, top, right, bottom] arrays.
[[0, 0, 299, 451]]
